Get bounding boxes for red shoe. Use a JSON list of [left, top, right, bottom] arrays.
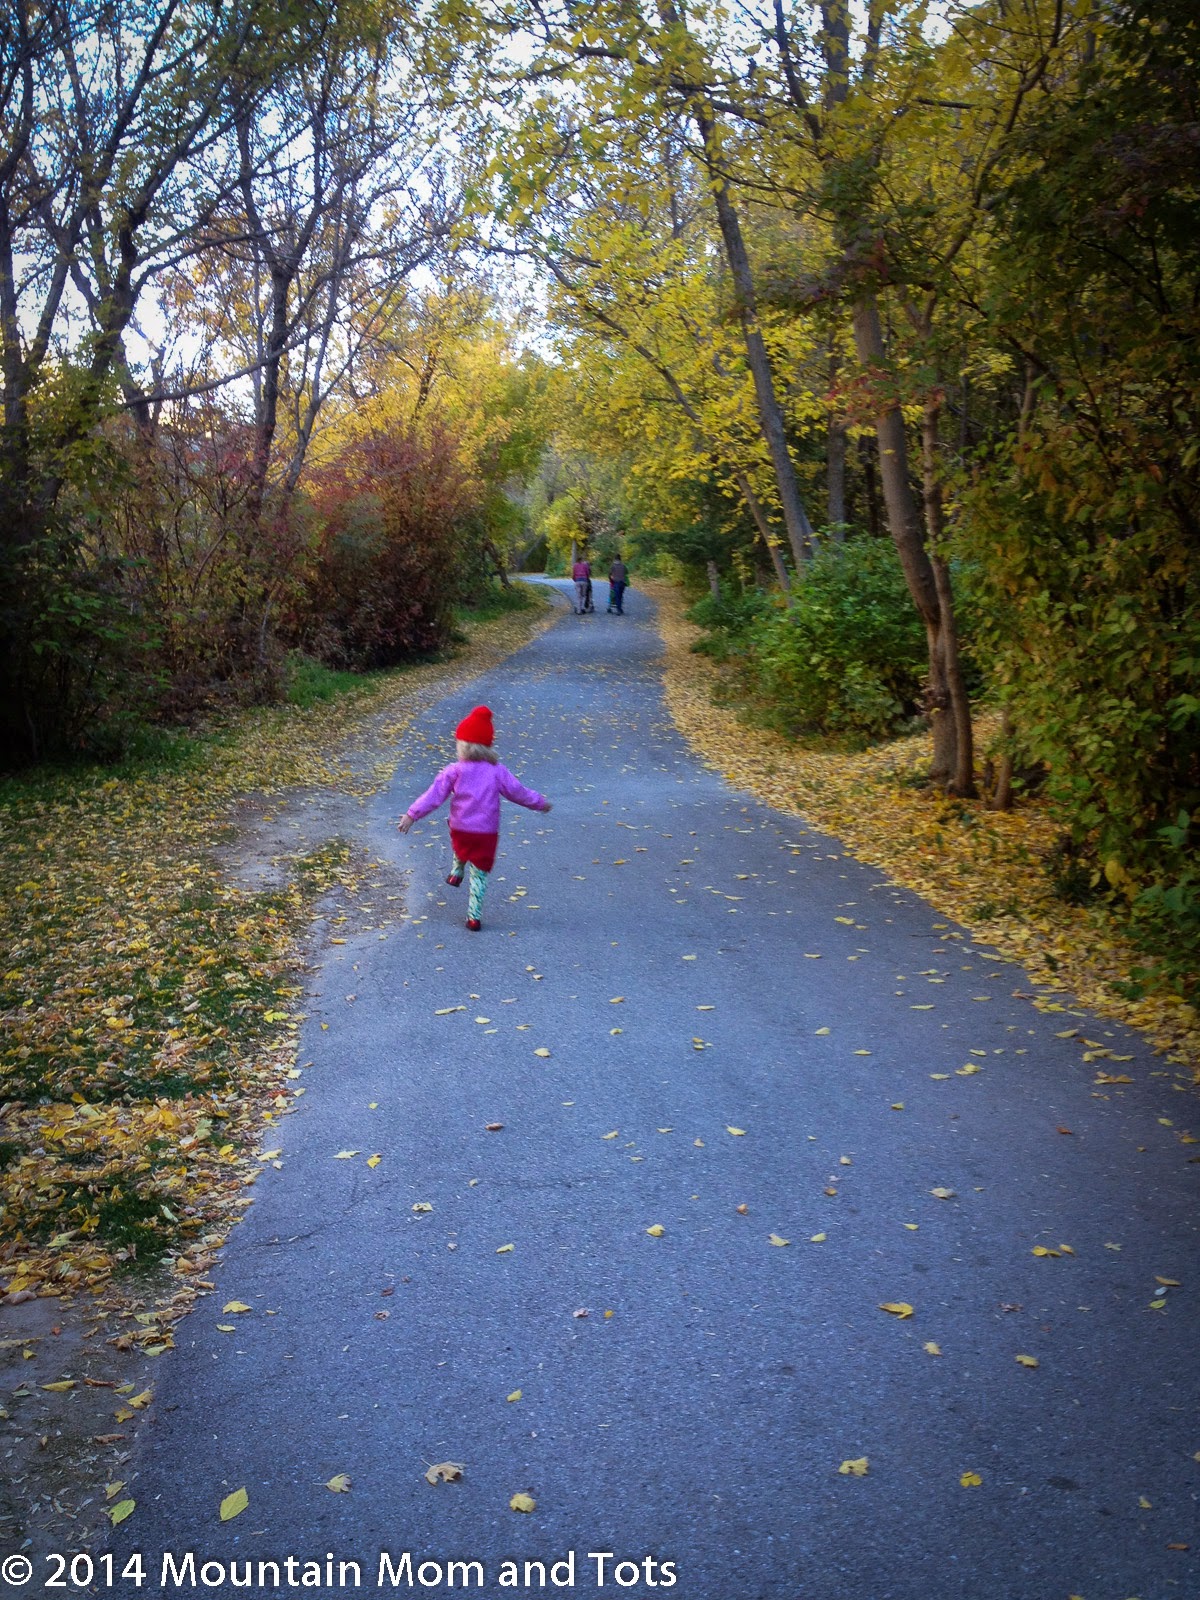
[[466, 918, 482, 932], [446, 872, 463, 887]]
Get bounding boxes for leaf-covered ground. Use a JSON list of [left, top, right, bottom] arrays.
[[0, 599, 555, 1315], [648, 582, 1199, 1080]]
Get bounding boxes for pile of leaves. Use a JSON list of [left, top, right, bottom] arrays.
[[0, 600, 553, 1305], [650, 584, 1200, 1076]]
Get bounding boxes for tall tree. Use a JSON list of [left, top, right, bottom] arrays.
[[0, 0, 318, 754]]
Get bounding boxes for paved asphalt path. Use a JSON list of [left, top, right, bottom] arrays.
[[109, 582, 1198, 1600]]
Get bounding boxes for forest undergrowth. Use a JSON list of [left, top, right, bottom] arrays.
[[0, 596, 554, 1318], [649, 582, 1200, 1085]]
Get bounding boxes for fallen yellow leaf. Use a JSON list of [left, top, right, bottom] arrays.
[[810, 1232, 827, 1243], [222, 1302, 251, 1314], [924, 1342, 941, 1356], [929, 1187, 956, 1199], [1031, 1246, 1061, 1258], [838, 1457, 869, 1476], [367, 1155, 381, 1168], [219, 1488, 249, 1521], [726, 1126, 746, 1136], [334, 1150, 359, 1159], [646, 1224, 665, 1237], [507, 1390, 522, 1403], [1015, 1354, 1039, 1368], [533, 1047, 551, 1058], [496, 1243, 514, 1253], [412, 1202, 433, 1213], [960, 1471, 982, 1488], [425, 1462, 463, 1485], [326, 1474, 352, 1493], [509, 1492, 536, 1513], [42, 1380, 75, 1392], [768, 1233, 790, 1247], [879, 1302, 914, 1319], [109, 1499, 135, 1526]]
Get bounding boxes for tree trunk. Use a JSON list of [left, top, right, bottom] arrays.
[[703, 165, 817, 570], [483, 537, 512, 588], [851, 294, 961, 788], [921, 396, 975, 795], [859, 434, 881, 537], [826, 345, 846, 536], [827, 419, 847, 535], [660, 0, 817, 567], [984, 705, 1015, 811], [706, 559, 721, 599], [735, 470, 791, 595]]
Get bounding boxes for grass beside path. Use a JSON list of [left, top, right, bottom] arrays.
[[0, 594, 554, 1312], [648, 581, 1200, 1084]]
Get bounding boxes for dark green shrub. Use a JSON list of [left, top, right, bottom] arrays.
[[687, 589, 770, 658], [744, 541, 927, 739]]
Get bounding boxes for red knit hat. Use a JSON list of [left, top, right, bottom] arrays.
[[455, 705, 494, 745]]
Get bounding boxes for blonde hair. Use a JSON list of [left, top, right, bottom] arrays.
[[457, 739, 499, 763]]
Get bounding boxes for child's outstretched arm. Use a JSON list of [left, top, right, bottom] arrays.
[[497, 767, 552, 813], [398, 768, 454, 833]]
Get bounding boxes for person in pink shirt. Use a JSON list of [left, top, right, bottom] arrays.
[[397, 705, 552, 931], [571, 554, 591, 614]]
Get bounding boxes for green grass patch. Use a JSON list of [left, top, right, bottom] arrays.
[[285, 651, 375, 708], [454, 580, 540, 625]]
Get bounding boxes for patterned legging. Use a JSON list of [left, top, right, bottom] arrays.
[[452, 853, 489, 920]]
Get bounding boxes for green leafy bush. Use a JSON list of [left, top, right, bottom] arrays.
[[693, 542, 928, 740], [687, 589, 770, 657]]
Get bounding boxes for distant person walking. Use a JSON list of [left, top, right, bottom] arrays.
[[607, 557, 628, 615], [571, 555, 591, 615]]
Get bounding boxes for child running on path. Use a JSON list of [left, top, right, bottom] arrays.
[[397, 705, 552, 931]]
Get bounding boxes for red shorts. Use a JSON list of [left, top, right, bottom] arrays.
[[449, 826, 498, 873]]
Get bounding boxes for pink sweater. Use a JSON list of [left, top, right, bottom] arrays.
[[406, 760, 546, 835]]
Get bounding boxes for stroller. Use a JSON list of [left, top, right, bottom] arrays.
[[573, 577, 596, 615]]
